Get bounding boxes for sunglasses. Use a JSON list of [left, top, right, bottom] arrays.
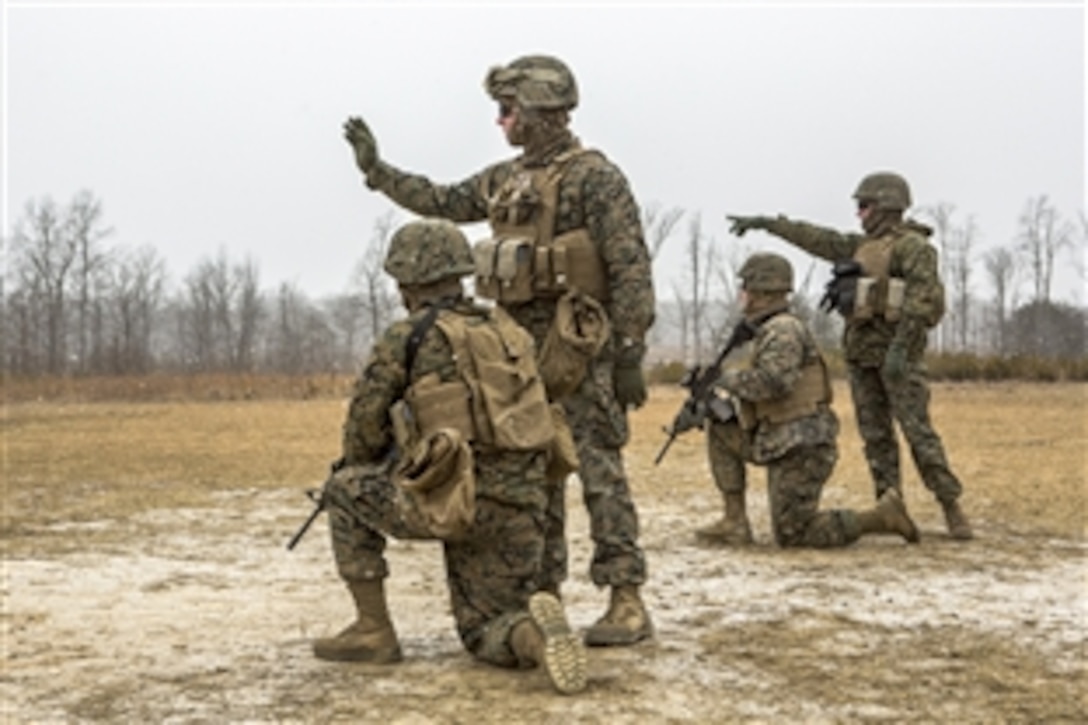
[[498, 103, 516, 119], [856, 199, 875, 212]]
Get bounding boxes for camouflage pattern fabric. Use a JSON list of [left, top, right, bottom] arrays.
[[330, 297, 550, 667], [706, 309, 864, 547], [848, 364, 963, 504], [754, 216, 965, 506], [365, 131, 653, 590]]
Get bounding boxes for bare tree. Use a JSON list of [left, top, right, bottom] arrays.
[[917, 202, 956, 352], [178, 250, 263, 372], [66, 191, 113, 373], [349, 210, 400, 345], [101, 245, 166, 373], [10, 197, 78, 374], [946, 215, 978, 350], [1017, 195, 1073, 302], [642, 202, 684, 260], [982, 245, 1017, 354]]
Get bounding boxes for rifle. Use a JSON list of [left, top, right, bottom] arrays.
[[654, 318, 757, 465], [286, 457, 347, 551], [286, 488, 326, 551]]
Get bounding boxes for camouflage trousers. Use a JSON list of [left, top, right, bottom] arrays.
[[541, 355, 648, 590], [848, 363, 963, 504], [707, 421, 862, 547], [322, 461, 546, 668]]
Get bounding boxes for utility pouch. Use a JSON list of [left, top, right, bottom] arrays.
[[538, 290, 611, 400], [885, 278, 905, 322], [854, 277, 877, 320], [394, 428, 476, 541], [390, 400, 417, 452], [474, 236, 534, 303], [407, 372, 476, 443]]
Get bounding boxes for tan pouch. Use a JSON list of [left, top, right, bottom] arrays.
[[545, 403, 579, 480], [552, 229, 609, 301], [854, 277, 877, 321], [394, 428, 476, 541], [407, 373, 476, 443], [885, 278, 905, 322], [538, 290, 611, 399], [494, 237, 535, 303], [473, 238, 500, 300]]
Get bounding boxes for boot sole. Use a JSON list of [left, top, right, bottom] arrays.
[[528, 592, 587, 695]]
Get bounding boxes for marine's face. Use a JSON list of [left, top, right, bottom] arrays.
[[496, 99, 524, 146], [856, 197, 876, 230]]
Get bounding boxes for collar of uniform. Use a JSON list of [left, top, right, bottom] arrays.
[[521, 132, 580, 168]]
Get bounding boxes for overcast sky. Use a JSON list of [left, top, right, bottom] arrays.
[[4, 1, 1085, 305]]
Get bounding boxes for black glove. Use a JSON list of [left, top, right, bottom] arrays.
[[726, 215, 773, 237]]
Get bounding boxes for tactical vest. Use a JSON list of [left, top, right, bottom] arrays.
[[403, 307, 555, 452], [474, 148, 610, 304], [736, 316, 833, 429], [850, 237, 905, 323]]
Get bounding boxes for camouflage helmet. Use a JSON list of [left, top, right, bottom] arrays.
[[384, 219, 475, 286], [484, 54, 578, 111], [853, 171, 912, 211], [739, 252, 794, 293]]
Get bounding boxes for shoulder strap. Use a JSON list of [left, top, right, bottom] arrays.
[[404, 299, 457, 377]]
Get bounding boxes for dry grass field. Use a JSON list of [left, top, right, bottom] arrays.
[[2, 380, 1085, 722]]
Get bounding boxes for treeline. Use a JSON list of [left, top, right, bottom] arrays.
[[3, 192, 1085, 381]]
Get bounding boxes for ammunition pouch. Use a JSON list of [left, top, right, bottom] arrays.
[[752, 358, 832, 425]]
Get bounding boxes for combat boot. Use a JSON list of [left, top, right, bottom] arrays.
[[942, 499, 974, 540], [312, 579, 403, 663], [509, 592, 587, 695], [583, 585, 653, 647], [857, 488, 920, 543], [695, 492, 753, 545]]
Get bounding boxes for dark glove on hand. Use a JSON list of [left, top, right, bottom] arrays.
[[672, 399, 707, 434], [613, 341, 648, 410], [726, 215, 772, 237], [343, 116, 379, 174], [882, 342, 909, 384]]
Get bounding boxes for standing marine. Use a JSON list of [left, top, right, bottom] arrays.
[[671, 252, 920, 548], [341, 54, 656, 645], [311, 218, 587, 695], [727, 172, 973, 540]]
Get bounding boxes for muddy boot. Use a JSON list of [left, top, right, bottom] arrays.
[[695, 492, 753, 545], [857, 488, 920, 543], [583, 585, 653, 647], [942, 499, 974, 541], [509, 592, 587, 695], [312, 580, 403, 663]]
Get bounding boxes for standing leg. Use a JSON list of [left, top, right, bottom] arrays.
[[884, 367, 972, 539], [848, 364, 901, 498]]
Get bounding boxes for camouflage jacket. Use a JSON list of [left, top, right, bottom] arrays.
[[341, 297, 547, 509], [716, 309, 838, 464], [365, 136, 655, 352], [762, 216, 943, 367]]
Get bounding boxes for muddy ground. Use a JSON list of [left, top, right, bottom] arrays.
[[2, 384, 1085, 723]]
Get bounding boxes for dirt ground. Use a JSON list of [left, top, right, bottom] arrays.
[[2, 382, 1085, 723]]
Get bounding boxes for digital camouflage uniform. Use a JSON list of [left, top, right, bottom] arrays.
[[727, 172, 971, 540], [316, 219, 587, 694], [329, 296, 551, 665], [344, 55, 655, 645], [711, 310, 864, 547], [699, 253, 919, 548]]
